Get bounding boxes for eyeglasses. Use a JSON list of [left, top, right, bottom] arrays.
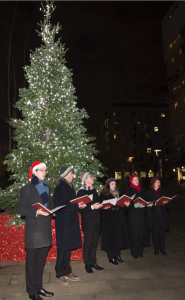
[[36, 169, 47, 173], [87, 175, 94, 178]]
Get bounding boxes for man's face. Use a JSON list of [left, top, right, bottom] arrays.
[[66, 171, 74, 183], [85, 174, 94, 186]]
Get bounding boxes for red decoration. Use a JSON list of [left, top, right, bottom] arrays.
[[0, 214, 84, 261]]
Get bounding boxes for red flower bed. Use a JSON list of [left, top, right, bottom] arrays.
[[0, 215, 84, 261]]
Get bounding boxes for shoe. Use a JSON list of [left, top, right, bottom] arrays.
[[38, 288, 54, 297], [154, 250, 159, 255], [57, 276, 68, 286], [132, 256, 138, 259], [138, 255, 144, 258], [160, 250, 167, 255], [116, 256, 125, 263], [109, 258, 119, 265], [90, 263, 104, 270], [85, 265, 93, 273], [29, 295, 43, 300], [65, 273, 80, 281]]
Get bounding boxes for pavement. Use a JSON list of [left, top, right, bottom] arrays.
[[0, 192, 185, 300]]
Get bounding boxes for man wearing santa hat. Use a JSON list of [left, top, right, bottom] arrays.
[[18, 161, 54, 300]]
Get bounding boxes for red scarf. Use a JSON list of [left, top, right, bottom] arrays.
[[130, 183, 142, 192], [151, 187, 161, 197]]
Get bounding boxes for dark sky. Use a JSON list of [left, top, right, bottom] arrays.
[[0, 1, 173, 114]]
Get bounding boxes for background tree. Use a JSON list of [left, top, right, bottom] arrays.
[[0, 2, 105, 226]]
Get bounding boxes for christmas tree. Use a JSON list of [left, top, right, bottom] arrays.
[[0, 2, 105, 226]]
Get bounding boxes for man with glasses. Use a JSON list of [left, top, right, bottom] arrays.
[[77, 172, 104, 273]]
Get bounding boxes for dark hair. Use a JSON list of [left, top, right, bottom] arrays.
[[150, 180, 161, 188], [100, 182, 119, 196]]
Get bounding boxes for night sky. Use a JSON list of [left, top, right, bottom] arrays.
[[0, 1, 173, 116]]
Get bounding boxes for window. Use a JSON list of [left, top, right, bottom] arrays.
[[146, 126, 150, 132], [145, 118, 151, 124], [130, 133, 136, 139], [173, 85, 180, 95], [153, 111, 158, 117], [170, 56, 175, 66], [179, 48, 182, 55], [115, 172, 121, 179], [174, 102, 178, 110], [147, 141, 152, 146], [140, 156, 144, 161], [154, 127, 158, 132], [122, 118, 128, 124], [105, 145, 109, 151], [129, 111, 135, 117], [140, 172, 146, 177], [121, 111, 126, 117], [130, 125, 136, 131], [104, 119, 108, 128], [161, 113, 165, 117], [130, 118, 135, 124], [183, 97, 185, 103], [182, 81, 185, 86], [114, 134, 116, 139], [105, 132, 109, 141], [139, 148, 144, 154], [139, 141, 143, 146], [145, 112, 150, 117], [137, 111, 142, 117], [147, 156, 153, 161], [138, 133, 144, 139], [138, 125, 143, 132], [147, 148, 151, 154], [146, 133, 150, 138], [169, 33, 181, 49], [113, 111, 119, 117]]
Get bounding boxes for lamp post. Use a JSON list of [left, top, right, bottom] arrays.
[[154, 149, 162, 177]]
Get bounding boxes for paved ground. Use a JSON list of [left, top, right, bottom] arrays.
[[0, 192, 185, 300]]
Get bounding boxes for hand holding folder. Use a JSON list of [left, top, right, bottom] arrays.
[[32, 203, 66, 215]]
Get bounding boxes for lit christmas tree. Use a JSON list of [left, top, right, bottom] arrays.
[[0, 2, 105, 226]]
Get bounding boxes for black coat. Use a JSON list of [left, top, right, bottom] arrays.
[[145, 188, 170, 231], [77, 188, 101, 232], [98, 193, 129, 252], [125, 186, 150, 247], [18, 183, 52, 249], [53, 180, 82, 250]]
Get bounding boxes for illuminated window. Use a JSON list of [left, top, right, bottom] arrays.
[[115, 122, 118, 124], [171, 57, 174, 66], [105, 132, 109, 141], [161, 113, 165, 117], [182, 81, 185, 86], [114, 134, 116, 139], [174, 102, 178, 110], [173, 85, 180, 95], [147, 148, 151, 154], [140, 172, 146, 178], [115, 172, 121, 180], [183, 97, 185, 103], [154, 127, 158, 132], [169, 34, 181, 50], [179, 48, 182, 55], [169, 14, 171, 19]]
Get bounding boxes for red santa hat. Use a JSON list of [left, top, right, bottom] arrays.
[[29, 161, 46, 179]]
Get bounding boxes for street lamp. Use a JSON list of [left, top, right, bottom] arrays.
[[128, 157, 134, 175]]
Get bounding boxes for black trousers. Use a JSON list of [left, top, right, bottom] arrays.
[[26, 246, 49, 296], [130, 246, 144, 257], [83, 230, 100, 266], [152, 229, 166, 251], [107, 250, 120, 259], [55, 249, 72, 278]]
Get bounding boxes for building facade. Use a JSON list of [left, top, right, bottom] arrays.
[[104, 103, 171, 180], [162, 1, 185, 181]]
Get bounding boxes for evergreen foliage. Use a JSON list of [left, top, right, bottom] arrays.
[[0, 2, 105, 226]]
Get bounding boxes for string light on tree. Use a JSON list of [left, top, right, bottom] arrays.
[[0, 1, 105, 226]]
